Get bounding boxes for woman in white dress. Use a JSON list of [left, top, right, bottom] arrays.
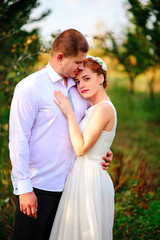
[[49, 56, 117, 240]]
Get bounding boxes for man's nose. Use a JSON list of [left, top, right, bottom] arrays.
[[78, 62, 84, 70]]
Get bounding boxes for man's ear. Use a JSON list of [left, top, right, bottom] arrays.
[[57, 53, 65, 62]]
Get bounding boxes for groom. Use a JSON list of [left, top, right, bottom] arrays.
[[9, 29, 113, 240]]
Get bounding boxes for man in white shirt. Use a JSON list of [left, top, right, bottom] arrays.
[[9, 29, 113, 240]]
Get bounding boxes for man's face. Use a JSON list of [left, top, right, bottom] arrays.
[[60, 51, 87, 78]]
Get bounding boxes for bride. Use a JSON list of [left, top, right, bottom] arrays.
[[49, 56, 117, 240]]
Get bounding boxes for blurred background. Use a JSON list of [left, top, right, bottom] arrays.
[[0, 0, 160, 239]]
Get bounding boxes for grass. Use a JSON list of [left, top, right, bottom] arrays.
[[108, 85, 160, 191], [107, 85, 160, 239]]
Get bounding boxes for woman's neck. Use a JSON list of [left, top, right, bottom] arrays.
[[89, 89, 110, 107]]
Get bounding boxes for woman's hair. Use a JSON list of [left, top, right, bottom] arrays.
[[83, 58, 107, 88], [51, 29, 89, 57]]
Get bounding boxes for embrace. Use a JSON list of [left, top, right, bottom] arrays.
[[9, 29, 117, 240]]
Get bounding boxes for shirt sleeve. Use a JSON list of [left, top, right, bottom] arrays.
[[9, 81, 38, 195]]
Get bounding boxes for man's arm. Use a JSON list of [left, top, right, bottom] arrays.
[[9, 81, 38, 218]]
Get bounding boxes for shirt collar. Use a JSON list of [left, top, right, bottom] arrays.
[[67, 77, 76, 88], [46, 62, 62, 83], [46, 62, 76, 88]]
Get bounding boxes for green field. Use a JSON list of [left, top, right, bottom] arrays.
[[108, 86, 160, 239]]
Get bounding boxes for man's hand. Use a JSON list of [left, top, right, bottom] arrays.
[[19, 191, 38, 219], [101, 150, 113, 170]]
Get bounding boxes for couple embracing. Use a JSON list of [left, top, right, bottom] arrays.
[[9, 29, 117, 240]]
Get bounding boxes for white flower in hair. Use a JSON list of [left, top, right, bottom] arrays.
[[86, 55, 107, 71]]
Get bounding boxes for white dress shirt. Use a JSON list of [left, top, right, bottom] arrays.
[[9, 63, 88, 195]]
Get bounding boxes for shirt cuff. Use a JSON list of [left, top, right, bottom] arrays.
[[17, 179, 33, 195]]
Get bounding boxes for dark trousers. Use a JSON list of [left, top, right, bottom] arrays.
[[13, 188, 62, 240]]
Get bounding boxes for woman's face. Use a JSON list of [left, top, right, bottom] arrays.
[[75, 67, 103, 99]]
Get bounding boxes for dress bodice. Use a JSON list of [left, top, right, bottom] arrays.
[[78, 101, 117, 162]]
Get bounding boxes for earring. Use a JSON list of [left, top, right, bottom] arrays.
[[100, 83, 103, 85]]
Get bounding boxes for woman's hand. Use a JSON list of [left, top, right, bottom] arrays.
[[54, 90, 74, 118]]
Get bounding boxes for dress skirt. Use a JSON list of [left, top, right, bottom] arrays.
[[49, 156, 114, 240]]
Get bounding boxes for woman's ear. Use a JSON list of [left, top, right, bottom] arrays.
[[57, 53, 65, 62], [99, 74, 104, 85]]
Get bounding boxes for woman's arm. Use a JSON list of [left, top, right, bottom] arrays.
[[54, 91, 114, 157]]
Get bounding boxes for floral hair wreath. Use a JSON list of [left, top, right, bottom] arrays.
[[86, 55, 107, 71]]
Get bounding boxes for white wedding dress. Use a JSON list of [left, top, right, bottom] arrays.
[[49, 101, 117, 240]]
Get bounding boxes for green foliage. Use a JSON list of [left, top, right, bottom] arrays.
[[114, 188, 160, 240], [0, 2, 51, 238], [125, 0, 160, 97], [108, 86, 160, 239], [0, 0, 50, 104], [106, 25, 152, 94], [108, 86, 160, 191], [119, 27, 152, 93], [128, 0, 160, 62], [102, 0, 160, 96]]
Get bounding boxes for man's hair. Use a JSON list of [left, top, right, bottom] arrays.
[[51, 29, 89, 57]]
